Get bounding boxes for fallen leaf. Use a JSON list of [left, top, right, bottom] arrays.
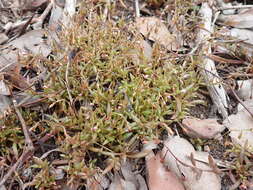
[[217, 28, 253, 57], [0, 48, 19, 71], [108, 173, 130, 190], [19, 0, 48, 12], [135, 17, 179, 51], [223, 99, 253, 149], [229, 28, 253, 44], [0, 79, 10, 96], [236, 79, 253, 100], [0, 95, 11, 118], [146, 151, 185, 190], [0, 185, 6, 190], [218, 8, 253, 28], [7, 29, 52, 57], [139, 39, 153, 61], [136, 174, 148, 190], [216, 0, 236, 15], [182, 117, 225, 139], [3, 72, 30, 91], [121, 161, 139, 188], [30, 0, 49, 9], [128, 39, 153, 64], [0, 33, 8, 45], [0, 63, 30, 91], [48, 3, 64, 32], [108, 161, 148, 190], [162, 136, 221, 190]]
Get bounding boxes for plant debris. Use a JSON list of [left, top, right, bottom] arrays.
[[1, 0, 253, 189]]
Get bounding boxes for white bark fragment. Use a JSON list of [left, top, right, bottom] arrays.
[[62, 0, 77, 27], [198, 2, 229, 119]]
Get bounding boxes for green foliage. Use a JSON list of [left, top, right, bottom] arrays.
[[44, 14, 201, 155], [1, 5, 203, 188]]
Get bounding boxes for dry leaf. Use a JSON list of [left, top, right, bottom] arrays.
[[139, 39, 153, 61], [30, 0, 49, 9], [162, 136, 221, 190], [0, 48, 19, 71], [121, 161, 139, 188], [236, 79, 253, 100], [182, 117, 225, 139], [0, 33, 8, 45], [216, 0, 236, 15], [135, 17, 179, 51], [0, 80, 10, 96], [1, 63, 30, 91], [49, 3, 64, 31], [136, 174, 148, 190], [229, 28, 253, 44], [4, 72, 30, 90], [223, 99, 253, 149], [220, 28, 253, 57], [7, 29, 52, 57], [145, 152, 185, 190], [108, 173, 132, 190], [108, 161, 148, 190], [128, 39, 153, 64], [0, 95, 11, 118], [218, 8, 253, 28], [18, 0, 48, 11], [0, 185, 6, 190]]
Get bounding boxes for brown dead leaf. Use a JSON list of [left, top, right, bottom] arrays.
[[146, 152, 185, 190], [182, 117, 225, 139], [218, 8, 253, 29], [135, 17, 179, 51], [4, 72, 30, 90], [223, 99, 253, 149], [19, 0, 49, 12], [162, 136, 221, 190], [1, 63, 30, 91], [30, 0, 49, 8]]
